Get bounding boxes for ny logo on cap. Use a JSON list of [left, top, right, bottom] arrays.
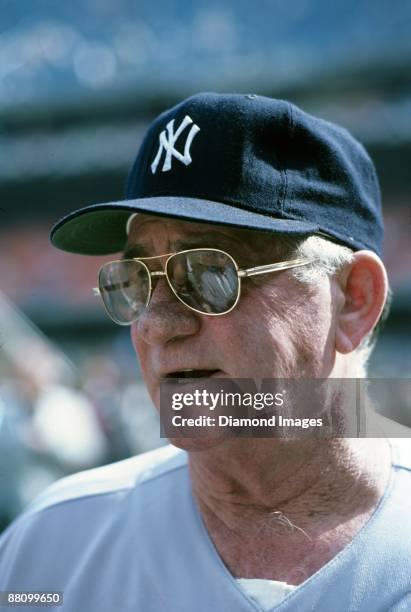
[[151, 115, 200, 174]]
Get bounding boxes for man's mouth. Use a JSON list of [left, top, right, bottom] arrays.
[[164, 369, 221, 379]]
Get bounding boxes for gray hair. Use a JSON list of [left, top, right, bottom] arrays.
[[270, 234, 391, 375]]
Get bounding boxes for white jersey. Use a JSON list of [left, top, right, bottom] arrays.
[[1, 441, 411, 611]]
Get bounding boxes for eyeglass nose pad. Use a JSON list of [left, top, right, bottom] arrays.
[[144, 269, 186, 314], [147, 272, 169, 301]]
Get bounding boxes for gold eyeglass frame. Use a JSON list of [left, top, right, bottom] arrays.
[[93, 248, 314, 325]]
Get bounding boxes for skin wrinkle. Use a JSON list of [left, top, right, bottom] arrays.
[[188, 440, 389, 581], [251, 286, 327, 379], [188, 439, 382, 526], [228, 270, 330, 380], [127, 214, 391, 584]]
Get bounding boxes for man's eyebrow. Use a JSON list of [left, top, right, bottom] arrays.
[[123, 231, 244, 259], [173, 232, 244, 251], [122, 244, 150, 260]]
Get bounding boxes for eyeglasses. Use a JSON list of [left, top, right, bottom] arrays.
[[93, 248, 313, 325]]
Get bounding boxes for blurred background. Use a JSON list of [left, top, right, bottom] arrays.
[[0, 0, 410, 532]]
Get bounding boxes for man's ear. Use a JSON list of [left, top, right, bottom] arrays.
[[335, 251, 388, 354]]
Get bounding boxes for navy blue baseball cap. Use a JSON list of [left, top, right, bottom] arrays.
[[50, 93, 383, 257]]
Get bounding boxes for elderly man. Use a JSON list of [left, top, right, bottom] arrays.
[[0, 93, 410, 611]]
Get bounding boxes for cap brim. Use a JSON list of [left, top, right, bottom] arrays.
[[50, 197, 320, 255]]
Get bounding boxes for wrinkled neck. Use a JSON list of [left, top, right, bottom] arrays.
[[189, 438, 391, 534]]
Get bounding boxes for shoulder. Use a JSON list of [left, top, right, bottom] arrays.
[[366, 409, 411, 462], [4, 444, 186, 530], [389, 437, 411, 472], [0, 445, 189, 591], [369, 413, 411, 472], [30, 444, 186, 515]]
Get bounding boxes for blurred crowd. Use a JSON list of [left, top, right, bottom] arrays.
[[0, 327, 164, 533]]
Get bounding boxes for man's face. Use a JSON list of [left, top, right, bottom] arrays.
[[127, 214, 339, 411]]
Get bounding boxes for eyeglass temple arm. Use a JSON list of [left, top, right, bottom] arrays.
[[238, 258, 313, 278]]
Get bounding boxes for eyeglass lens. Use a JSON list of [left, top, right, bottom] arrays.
[[99, 249, 240, 323], [167, 250, 239, 314], [99, 259, 150, 325]]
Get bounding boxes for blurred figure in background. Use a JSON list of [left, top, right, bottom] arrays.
[[0, 288, 165, 533]]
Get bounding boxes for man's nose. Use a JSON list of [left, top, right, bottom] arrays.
[[133, 277, 201, 345]]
